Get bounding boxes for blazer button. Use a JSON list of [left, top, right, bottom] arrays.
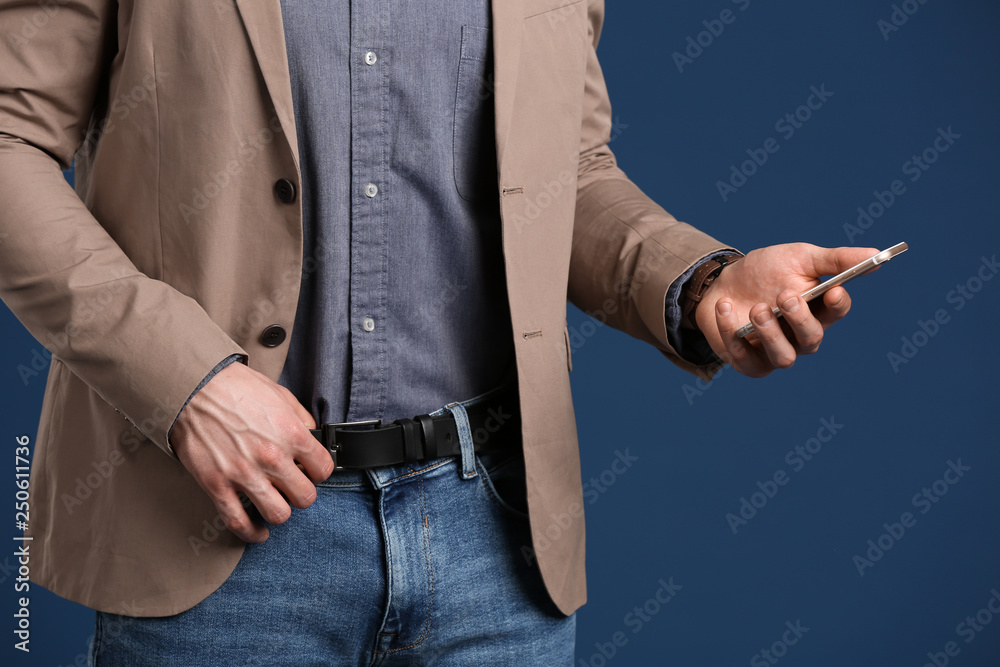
[[273, 178, 297, 204], [259, 324, 287, 347]]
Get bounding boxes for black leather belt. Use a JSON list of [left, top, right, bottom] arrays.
[[310, 387, 520, 469]]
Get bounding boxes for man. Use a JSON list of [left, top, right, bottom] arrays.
[[0, 0, 874, 663]]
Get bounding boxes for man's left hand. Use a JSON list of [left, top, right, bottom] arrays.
[[694, 243, 879, 377]]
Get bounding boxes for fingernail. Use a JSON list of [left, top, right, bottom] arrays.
[[781, 296, 799, 313], [717, 301, 732, 316], [754, 311, 773, 328]]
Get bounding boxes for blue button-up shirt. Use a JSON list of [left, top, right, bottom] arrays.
[[178, 1, 720, 431], [276, 0, 514, 425]]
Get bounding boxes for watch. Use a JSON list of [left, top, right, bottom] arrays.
[[680, 253, 744, 331]]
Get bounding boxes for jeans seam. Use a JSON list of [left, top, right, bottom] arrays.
[[375, 475, 435, 654]]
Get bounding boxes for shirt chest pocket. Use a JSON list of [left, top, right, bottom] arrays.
[[453, 25, 498, 203]]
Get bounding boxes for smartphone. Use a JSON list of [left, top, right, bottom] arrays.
[[736, 241, 909, 339]]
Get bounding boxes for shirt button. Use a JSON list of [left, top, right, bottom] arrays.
[[362, 317, 376, 332], [364, 51, 378, 66], [364, 183, 379, 198], [259, 324, 287, 347], [273, 178, 297, 204]]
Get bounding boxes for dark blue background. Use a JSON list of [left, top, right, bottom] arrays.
[[3, 0, 999, 665]]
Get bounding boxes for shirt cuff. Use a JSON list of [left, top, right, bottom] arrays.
[[166, 353, 246, 446], [665, 251, 736, 366]]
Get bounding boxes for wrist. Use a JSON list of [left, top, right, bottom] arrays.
[[680, 253, 743, 332]]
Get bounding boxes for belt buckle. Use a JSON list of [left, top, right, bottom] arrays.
[[318, 419, 381, 468]]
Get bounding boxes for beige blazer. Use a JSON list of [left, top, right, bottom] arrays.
[[0, 0, 728, 616]]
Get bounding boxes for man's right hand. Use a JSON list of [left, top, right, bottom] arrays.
[[170, 363, 334, 543]]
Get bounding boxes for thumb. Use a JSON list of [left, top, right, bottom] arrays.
[[807, 246, 880, 278]]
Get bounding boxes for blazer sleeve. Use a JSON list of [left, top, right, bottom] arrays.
[[569, 0, 734, 381], [0, 0, 246, 457]]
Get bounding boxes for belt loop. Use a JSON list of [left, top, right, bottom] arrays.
[[443, 402, 477, 480]]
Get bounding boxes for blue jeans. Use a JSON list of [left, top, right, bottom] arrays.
[[88, 396, 575, 665]]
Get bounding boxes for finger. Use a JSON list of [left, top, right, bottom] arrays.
[[749, 302, 798, 370], [269, 466, 320, 510], [807, 246, 880, 278], [776, 290, 823, 354], [715, 299, 771, 378], [249, 435, 325, 507], [815, 285, 852, 328], [237, 478, 295, 526], [292, 429, 336, 483], [214, 487, 269, 543]]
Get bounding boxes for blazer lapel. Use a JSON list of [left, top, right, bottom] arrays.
[[232, 0, 524, 176], [492, 0, 525, 172], [233, 0, 300, 170]]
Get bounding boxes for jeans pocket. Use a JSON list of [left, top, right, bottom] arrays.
[[453, 25, 498, 202], [477, 450, 530, 521]]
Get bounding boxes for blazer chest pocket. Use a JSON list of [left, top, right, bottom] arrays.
[[453, 25, 498, 203]]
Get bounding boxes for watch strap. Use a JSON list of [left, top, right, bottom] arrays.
[[680, 253, 744, 330]]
